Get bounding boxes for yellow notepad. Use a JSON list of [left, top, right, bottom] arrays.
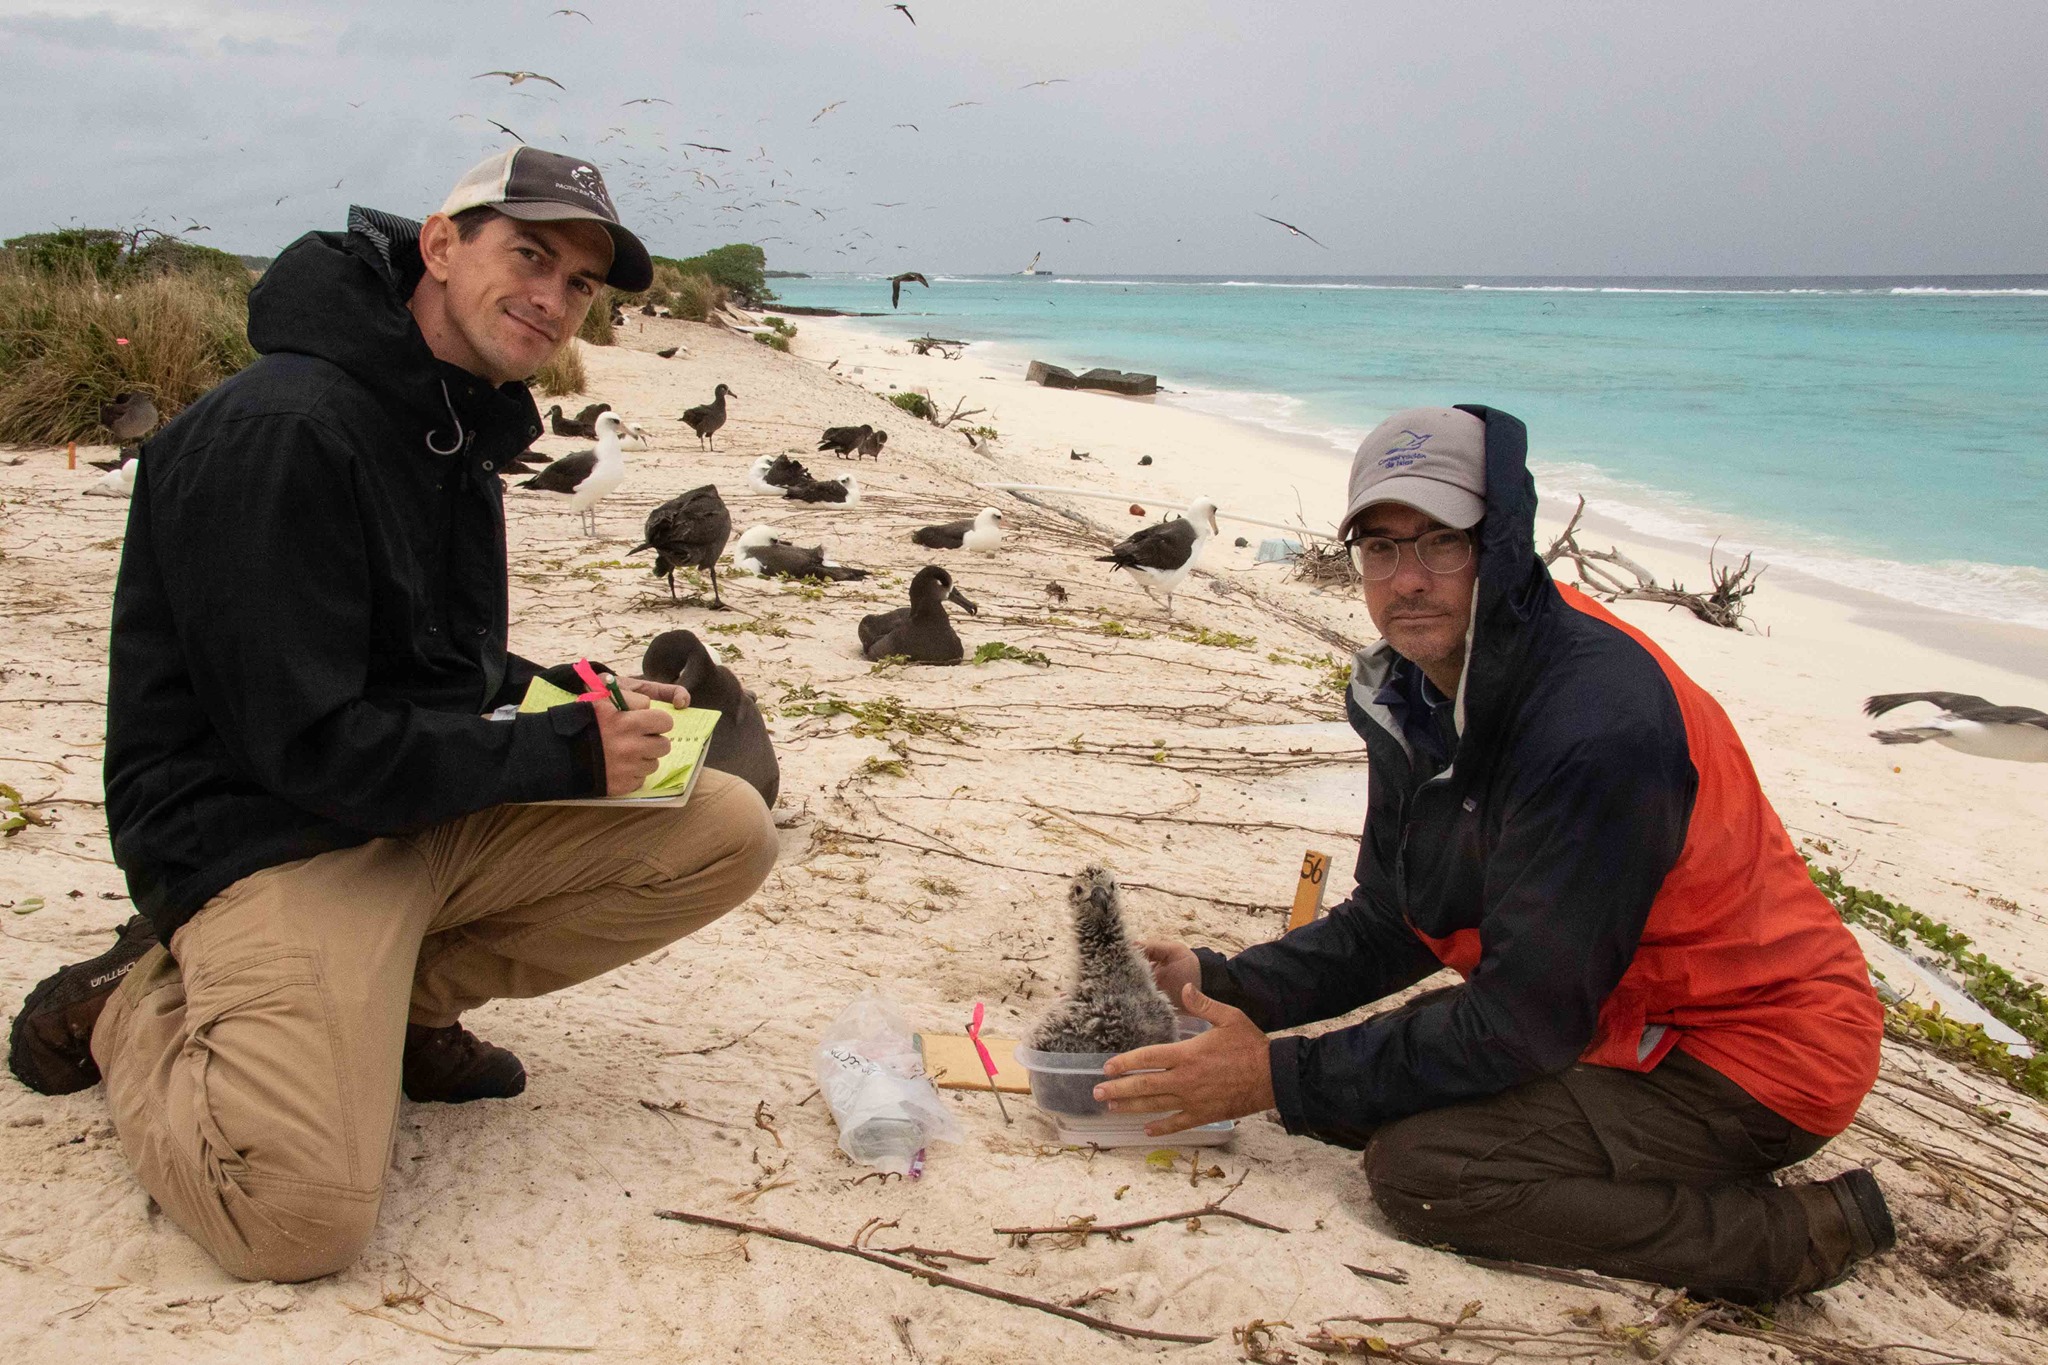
[[518, 676, 723, 805]]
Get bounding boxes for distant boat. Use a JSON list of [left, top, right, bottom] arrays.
[[1019, 251, 1047, 277]]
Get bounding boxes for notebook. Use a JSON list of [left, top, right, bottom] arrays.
[[517, 676, 722, 806]]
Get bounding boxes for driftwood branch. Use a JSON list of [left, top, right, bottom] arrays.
[[653, 1209, 1215, 1344], [995, 1173, 1288, 1245], [1542, 497, 1763, 631]]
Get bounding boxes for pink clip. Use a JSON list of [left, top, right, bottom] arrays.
[[571, 657, 609, 704]]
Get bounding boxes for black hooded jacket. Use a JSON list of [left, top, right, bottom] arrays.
[[105, 207, 604, 939], [1195, 406, 1702, 1136]]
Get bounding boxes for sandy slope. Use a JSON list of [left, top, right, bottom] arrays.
[[0, 314, 2043, 1363]]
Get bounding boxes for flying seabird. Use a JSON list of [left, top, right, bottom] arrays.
[[84, 457, 138, 498], [860, 565, 975, 663], [1864, 693, 2048, 763], [473, 70, 565, 89], [639, 630, 780, 806], [889, 271, 929, 309], [912, 507, 1004, 552], [1036, 215, 1093, 226], [817, 423, 872, 457], [1018, 78, 1069, 89], [99, 391, 158, 446], [748, 453, 813, 494], [890, 3, 916, 24], [1096, 496, 1220, 616], [782, 473, 860, 505], [547, 402, 610, 439], [632, 484, 733, 607], [517, 411, 627, 535], [1256, 213, 1329, 248], [681, 383, 736, 450], [732, 524, 869, 581]]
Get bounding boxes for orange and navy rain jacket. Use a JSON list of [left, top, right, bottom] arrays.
[[1197, 406, 1882, 1139]]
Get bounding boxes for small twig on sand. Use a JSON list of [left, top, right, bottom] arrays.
[[1648, 1308, 1725, 1365], [1343, 1263, 1410, 1285], [655, 1209, 1215, 1343], [891, 1314, 925, 1364], [997, 1172, 1288, 1245], [348, 1305, 595, 1353], [1460, 1254, 1653, 1301], [664, 1021, 765, 1057]]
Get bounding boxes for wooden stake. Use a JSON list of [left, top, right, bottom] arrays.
[[67, 442, 76, 471], [1288, 849, 1329, 931]]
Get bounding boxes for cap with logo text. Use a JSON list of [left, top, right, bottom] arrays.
[[439, 148, 653, 292], [1339, 406, 1487, 539]]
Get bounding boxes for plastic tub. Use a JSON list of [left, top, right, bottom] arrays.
[[1012, 1016, 1210, 1118]]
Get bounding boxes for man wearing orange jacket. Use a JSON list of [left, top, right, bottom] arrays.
[[1098, 406, 1890, 1303]]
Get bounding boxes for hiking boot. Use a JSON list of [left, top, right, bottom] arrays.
[[402, 1022, 526, 1104], [1790, 1168, 1896, 1292], [8, 915, 159, 1096]]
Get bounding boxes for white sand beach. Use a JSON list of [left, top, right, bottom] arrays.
[[2, 313, 2045, 1363]]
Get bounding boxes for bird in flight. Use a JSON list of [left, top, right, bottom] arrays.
[[551, 8, 591, 20], [682, 142, 731, 153], [947, 100, 983, 109], [1018, 78, 1068, 89], [1038, 214, 1094, 225], [622, 97, 673, 106], [489, 120, 524, 141], [474, 70, 564, 89], [889, 271, 929, 308], [1256, 213, 1328, 248], [812, 100, 846, 122], [182, 223, 211, 233], [892, 123, 919, 132], [891, 3, 916, 23], [872, 201, 904, 207]]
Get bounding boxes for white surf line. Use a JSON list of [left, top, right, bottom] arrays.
[[974, 483, 1337, 540]]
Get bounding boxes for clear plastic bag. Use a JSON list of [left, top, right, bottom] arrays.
[[813, 993, 962, 1177]]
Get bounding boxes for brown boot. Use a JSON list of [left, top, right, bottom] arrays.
[[1789, 1168, 1895, 1292], [402, 1022, 527, 1104], [7, 916, 159, 1095]]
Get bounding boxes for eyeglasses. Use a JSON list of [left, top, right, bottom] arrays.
[[1346, 528, 1474, 582]]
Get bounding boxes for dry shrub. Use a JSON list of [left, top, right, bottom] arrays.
[[0, 259, 255, 445], [668, 273, 728, 323], [577, 288, 617, 346], [532, 339, 587, 397]]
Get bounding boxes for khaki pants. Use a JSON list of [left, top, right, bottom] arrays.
[[90, 772, 778, 1283]]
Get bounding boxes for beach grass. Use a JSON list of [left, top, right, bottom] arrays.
[[532, 339, 587, 397], [577, 290, 616, 345], [0, 253, 255, 445]]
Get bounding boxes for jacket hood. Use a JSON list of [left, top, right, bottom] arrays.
[[246, 206, 540, 446], [1346, 404, 1556, 763]]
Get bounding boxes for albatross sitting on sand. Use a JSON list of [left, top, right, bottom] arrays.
[[639, 629, 780, 806], [632, 484, 732, 608], [782, 473, 860, 505], [1096, 496, 1219, 615], [84, 456, 139, 498], [748, 453, 813, 494], [913, 507, 1004, 552], [732, 525, 869, 581], [1865, 692, 2048, 762], [860, 565, 976, 663], [517, 411, 627, 535]]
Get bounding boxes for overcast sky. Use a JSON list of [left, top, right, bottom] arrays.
[[5, 1, 2043, 276]]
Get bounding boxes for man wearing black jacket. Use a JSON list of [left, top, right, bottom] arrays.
[[1095, 407, 1891, 1302], [7, 150, 779, 1281]]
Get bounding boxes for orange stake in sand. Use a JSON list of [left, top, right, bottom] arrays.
[[1288, 849, 1330, 931], [67, 441, 76, 471]]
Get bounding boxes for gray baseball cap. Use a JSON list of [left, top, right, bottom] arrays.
[[439, 148, 652, 292], [1339, 406, 1487, 538]]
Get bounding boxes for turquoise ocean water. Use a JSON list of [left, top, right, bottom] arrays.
[[768, 274, 2048, 631]]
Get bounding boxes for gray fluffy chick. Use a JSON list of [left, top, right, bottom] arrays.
[[1027, 865, 1179, 1054]]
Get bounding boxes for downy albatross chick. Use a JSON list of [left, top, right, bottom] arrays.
[[782, 473, 860, 505], [733, 525, 868, 581], [859, 565, 972, 663], [748, 453, 813, 494], [518, 411, 627, 536], [1865, 692, 2048, 762], [640, 629, 780, 805], [633, 484, 732, 607], [99, 391, 158, 447], [681, 383, 736, 451], [857, 428, 888, 460], [913, 507, 1004, 552], [1027, 864, 1178, 1054], [1096, 496, 1219, 616]]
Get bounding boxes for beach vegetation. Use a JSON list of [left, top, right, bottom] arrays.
[[1808, 858, 2048, 1099], [972, 641, 1051, 667], [666, 272, 729, 322], [657, 244, 775, 308], [781, 691, 971, 743], [0, 228, 256, 445], [531, 339, 587, 396], [1094, 620, 1153, 640], [888, 390, 935, 420], [754, 330, 790, 352], [707, 613, 794, 639], [753, 315, 797, 352], [1173, 626, 1256, 650], [858, 756, 909, 779], [577, 289, 616, 345], [963, 424, 999, 442]]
